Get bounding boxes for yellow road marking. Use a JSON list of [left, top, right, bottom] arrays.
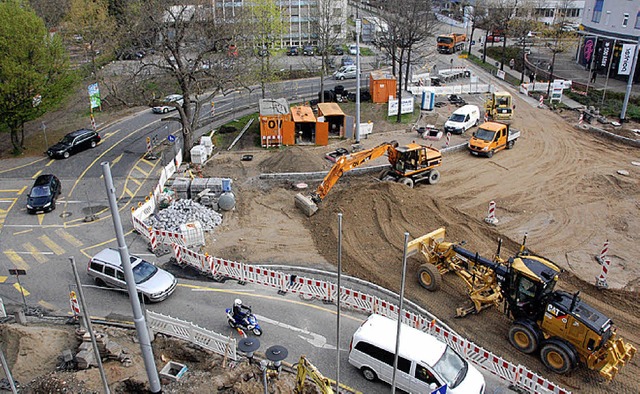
[[0, 158, 46, 175], [139, 158, 156, 167], [38, 300, 58, 311], [124, 187, 135, 197], [112, 153, 124, 165], [38, 235, 65, 255], [32, 170, 43, 179], [45, 159, 54, 167], [3, 250, 30, 271], [133, 165, 150, 176], [13, 283, 30, 296], [0, 276, 7, 283], [13, 229, 33, 235], [55, 228, 83, 248], [23, 242, 48, 264], [37, 213, 45, 226], [129, 177, 142, 186], [79, 228, 134, 259], [18, 186, 27, 195]]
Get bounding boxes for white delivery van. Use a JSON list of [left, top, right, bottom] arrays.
[[444, 104, 480, 134], [334, 65, 357, 80], [349, 314, 485, 394]]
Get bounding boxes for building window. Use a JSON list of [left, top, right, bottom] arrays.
[[591, 0, 603, 23], [623, 13, 629, 27], [636, 11, 640, 29]]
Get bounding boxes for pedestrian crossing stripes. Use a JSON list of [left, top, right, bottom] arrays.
[[38, 234, 66, 255]]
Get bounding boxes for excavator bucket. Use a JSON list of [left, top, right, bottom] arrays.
[[295, 193, 318, 217]]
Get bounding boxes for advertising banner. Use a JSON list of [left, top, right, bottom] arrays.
[[88, 83, 101, 109], [580, 36, 596, 67], [388, 97, 414, 116], [599, 39, 612, 69], [618, 44, 636, 76]]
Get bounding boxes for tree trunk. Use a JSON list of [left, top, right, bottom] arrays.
[[396, 48, 405, 123], [404, 48, 412, 90], [467, 27, 476, 54], [482, 32, 487, 63], [500, 36, 507, 71]]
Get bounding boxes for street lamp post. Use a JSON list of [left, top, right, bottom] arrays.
[[355, 18, 362, 144]]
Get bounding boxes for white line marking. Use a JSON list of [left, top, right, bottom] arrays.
[[257, 315, 336, 350]]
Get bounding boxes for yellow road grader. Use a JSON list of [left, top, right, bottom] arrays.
[[407, 227, 635, 380]]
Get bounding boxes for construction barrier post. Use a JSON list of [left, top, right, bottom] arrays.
[[484, 200, 499, 225], [596, 239, 609, 265]]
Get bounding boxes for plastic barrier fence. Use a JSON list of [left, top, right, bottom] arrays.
[[408, 83, 493, 96], [168, 243, 570, 394], [147, 311, 237, 361]]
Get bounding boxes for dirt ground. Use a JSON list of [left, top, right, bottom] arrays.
[[200, 98, 640, 394]]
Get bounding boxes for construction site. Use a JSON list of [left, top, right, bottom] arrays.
[[197, 93, 640, 393]]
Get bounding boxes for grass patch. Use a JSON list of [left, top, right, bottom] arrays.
[[213, 113, 260, 149]]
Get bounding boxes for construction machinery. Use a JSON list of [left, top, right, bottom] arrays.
[[484, 91, 513, 122], [295, 141, 442, 216], [437, 33, 466, 54], [468, 121, 520, 157], [407, 227, 636, 380], [295, 356, 334, 394]]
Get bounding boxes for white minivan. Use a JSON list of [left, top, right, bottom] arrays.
[[349, 314, 485, 394], [444, 104, 480, 134], [334, 65, 357, 80]]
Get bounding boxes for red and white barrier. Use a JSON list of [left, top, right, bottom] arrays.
[[484, 112, 489, 122], [484, 200, 498, 225], [578, 113, 584, 125], [69, 291, 80, 317], [445, 132, 451, 147], [597, 239, 609, 264], [538, 95, 544, 108], [596, 258, 610, 288]]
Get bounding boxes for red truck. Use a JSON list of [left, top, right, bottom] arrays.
[[437, 33, 466, 54]]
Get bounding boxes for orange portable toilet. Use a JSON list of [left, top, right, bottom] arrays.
[[369, 71, 397, 103], [258, 98, 294, 147]]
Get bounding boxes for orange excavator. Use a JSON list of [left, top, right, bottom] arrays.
[[295, 141, 442, 216]]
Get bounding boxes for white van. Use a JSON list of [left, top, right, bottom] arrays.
[[444, 104, 480, 134], [334, 65, 357, 80], [349, 314, 485, 394]]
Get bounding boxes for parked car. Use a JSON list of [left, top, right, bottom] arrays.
[[341, 56, 355, 67], [302, 45, 315, 56], [46, 128, 101, 159], [87, 248, 177, 303], [349, 44, 359, 55], [26, 174, 61, 214], [286, 46, 299, 56], [152, 94, 184, 114], [333, 45, 344, 55]]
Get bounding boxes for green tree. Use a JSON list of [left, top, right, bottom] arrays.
[[247, 0, 286, 98], [0, 0, 74, 154], [64, 0, 115, 76]]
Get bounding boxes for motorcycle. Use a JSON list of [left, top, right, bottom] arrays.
[[225, 308, 263, 336]]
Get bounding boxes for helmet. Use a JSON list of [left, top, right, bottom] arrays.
[[234, 299, 242, 307]]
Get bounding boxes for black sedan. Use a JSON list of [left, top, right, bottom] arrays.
[[27, 174, 61, 214], [47, 128, 100, 159]]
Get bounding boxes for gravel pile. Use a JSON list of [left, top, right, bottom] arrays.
[[144, 199, 223, 232]]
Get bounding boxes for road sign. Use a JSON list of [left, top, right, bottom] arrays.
[[8, 269, 26, 276], [168, 135, 176, 142]]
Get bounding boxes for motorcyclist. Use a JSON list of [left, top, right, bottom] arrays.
[[232, 298, 252, 326]]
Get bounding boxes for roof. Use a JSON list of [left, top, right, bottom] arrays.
[[479, 121, 507, 131], [316, 102, 344, 116], [68, 128, 94, 137], [259, 98, 290, 116], [370, 70, 395, 81], [290, 105, 316, 123], [352, 314, 446, 367]]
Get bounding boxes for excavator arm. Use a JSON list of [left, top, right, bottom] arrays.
[[295, 141, 398, 216], [313, 141, 398, 202]]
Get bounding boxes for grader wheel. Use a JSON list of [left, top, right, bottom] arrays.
[[417, 264, 441, 291]]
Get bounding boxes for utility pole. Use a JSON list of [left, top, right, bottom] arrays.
[[355, 17, 362, 143]]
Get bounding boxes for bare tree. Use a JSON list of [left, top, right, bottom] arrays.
[[544, 0, 579, 95], [314, 0, 345, 102], [377, 0, 435, 123], [119, 0, 247, 160]]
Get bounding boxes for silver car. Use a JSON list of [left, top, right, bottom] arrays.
[[152, 94, 184, 114], [87, 248, 177, 302]]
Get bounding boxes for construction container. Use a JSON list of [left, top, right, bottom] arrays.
[[171, 177, 191, 200], [258, 98, 295, 148], [190, 145, 207, 164], [369, 71, 397, 103], [316, 103, 346, 138], [180, 221, 205, 247]]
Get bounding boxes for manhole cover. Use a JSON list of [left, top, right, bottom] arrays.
[[60, 211, 72, 218]]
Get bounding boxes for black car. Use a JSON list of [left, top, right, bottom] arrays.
[[27, 174, 61, 214], [302, 45, 315, 56], [286, 46, 299, 56], [333, 45, 344, 55], [47, 128, 101, 159]]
